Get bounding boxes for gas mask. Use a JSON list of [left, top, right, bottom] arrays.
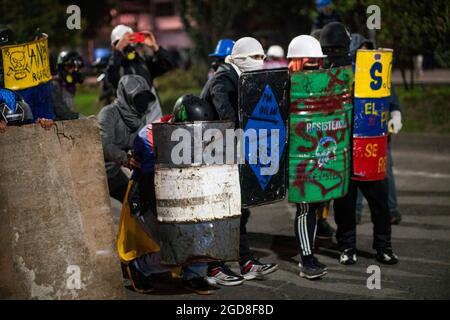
[[123, 45, 137, 61], [132, 91, 155, 114]]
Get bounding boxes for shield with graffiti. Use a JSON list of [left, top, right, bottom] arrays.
[[288, 66, 354, 203], [238, 68, 290, 207]]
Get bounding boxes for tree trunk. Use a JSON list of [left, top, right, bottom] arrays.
[[400, 67, 409, 90]]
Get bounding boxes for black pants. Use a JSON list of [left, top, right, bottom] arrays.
[[209, 208, 253, 270], [333, 178, 392, 251], [295, 203, 321, 263], [107, 170, 129, 203]]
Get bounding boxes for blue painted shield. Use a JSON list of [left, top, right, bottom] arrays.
[[239, 68, 290, 207], [353, 97, 389, 136]]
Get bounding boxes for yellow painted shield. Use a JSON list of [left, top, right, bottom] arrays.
[[354, 49, 393, 98], [1, 35, 52, 90]]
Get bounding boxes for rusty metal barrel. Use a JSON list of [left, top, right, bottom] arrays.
[[152, 121, 241, 265]]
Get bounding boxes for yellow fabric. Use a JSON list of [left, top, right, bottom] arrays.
[[354, 49, 393, 98], [117, 181, 181, 278]]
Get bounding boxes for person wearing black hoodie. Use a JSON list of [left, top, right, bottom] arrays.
[[97, 74, 162, 202], [320, 23, 399, 265], [349, 33, 403, 225]]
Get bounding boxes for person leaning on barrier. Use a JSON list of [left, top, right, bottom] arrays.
[[97, 74, 161, 203], [201, 37, 278, 287], [51, 51, 84, 121], [0, 88, 54, 133]]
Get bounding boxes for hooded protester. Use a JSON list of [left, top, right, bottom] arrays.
[[320, 21, 352, 68], [117, 95, 218, 295], [325, 28, 399, 266], [106, 25, 176, 102], [201, 36, 278, 287], [201, 37, 266, 124], [51, 51, 84, 120], [350, 33, 403, 225], [97, 74, 161, 203]]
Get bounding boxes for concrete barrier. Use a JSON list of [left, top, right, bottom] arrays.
[[0, 118, 125, 299]]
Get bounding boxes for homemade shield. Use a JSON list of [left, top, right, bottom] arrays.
[[1, 35, 52, 90], [353, 136, 387, 181], [152, 121, 241, 265], [352, 49, 393, 181], [354, 49, 393, 98], [238, 68, 290, 207], [288, 67, 354, 203]]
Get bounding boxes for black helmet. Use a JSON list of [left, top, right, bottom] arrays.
[[57, 51, 84, 84], [173, 95, 217, 122], [0, 88, 33, 125], [0, 27, 14, 46], [320, 22, 351, 49]]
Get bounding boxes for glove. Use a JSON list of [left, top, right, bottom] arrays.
[[388, 110, 402, 134]]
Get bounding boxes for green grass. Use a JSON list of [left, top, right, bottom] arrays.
[[396, 85, 450, 134]]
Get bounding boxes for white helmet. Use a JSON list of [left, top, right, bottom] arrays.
[[267, 45, 285, 58], [287, 35, 327, 58], [231, 37, 265, 58], [111, 24, 133, 45]]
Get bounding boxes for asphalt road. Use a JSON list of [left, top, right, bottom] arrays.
[[111, 133, 450, 300]]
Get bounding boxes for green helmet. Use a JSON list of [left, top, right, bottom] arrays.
[[172, 95, 218, 122]]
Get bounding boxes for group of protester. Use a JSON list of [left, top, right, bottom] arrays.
[[0, 2, 403, 296]]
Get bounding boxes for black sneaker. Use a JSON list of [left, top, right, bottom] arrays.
[[299, 261, 327, 280], [182, 277, 215, 295], [376, 248, 399, 265], [390, 210, 402, 225], [312, 256, 328, 271], [206, 264, 245, 286], [316, 219, 335, 240], [240, 259, 278, 280], [126, 263, 153, 293], [340, 248, 357, 265]]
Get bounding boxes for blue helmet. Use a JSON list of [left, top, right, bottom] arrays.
[[209, 39, 235, 58], [316, 0, 332, 9]]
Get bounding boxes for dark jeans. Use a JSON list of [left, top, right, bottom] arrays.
[[334, 178, 392, 251], [107, 170, 129, 203], [209, 208, 254, 270]]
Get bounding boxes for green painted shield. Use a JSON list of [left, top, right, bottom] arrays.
[[288, 67, 354, 203]]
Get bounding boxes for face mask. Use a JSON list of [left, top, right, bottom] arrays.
[[232, 56, 264, 73], [132, 91, 154, 114], [124, 45, 136, 60]]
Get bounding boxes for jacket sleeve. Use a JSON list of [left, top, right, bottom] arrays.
[[51, 82, 79, 120], [209, 74, 237, 122], [389, 85, 401, 113], [105, 50, 124, 91], [97, 107, 129, 166], [145, 47, 176, 78]]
